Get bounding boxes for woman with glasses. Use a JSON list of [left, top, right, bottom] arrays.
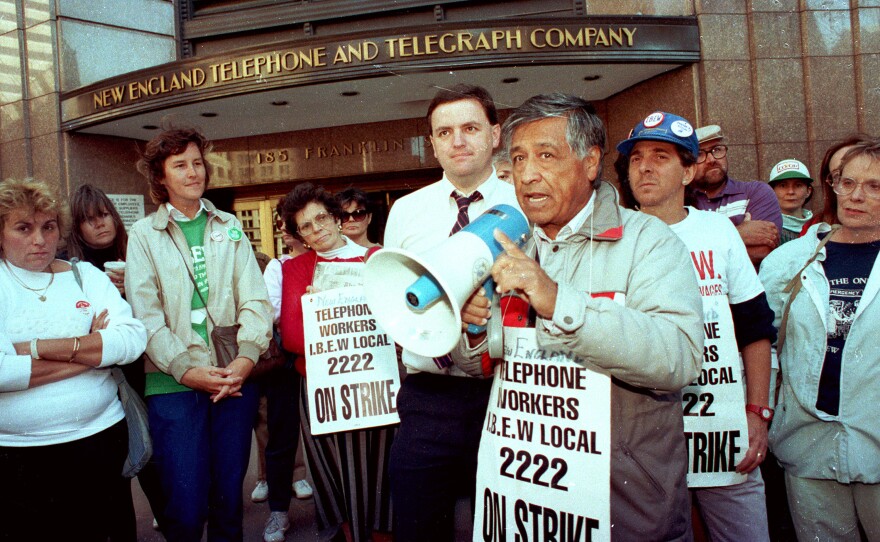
[[336, 187, 379, 248], [278, 182, 393, 542], [759, 136, 880, 541]]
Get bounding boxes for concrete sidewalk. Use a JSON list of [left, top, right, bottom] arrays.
[[132, 437, 320, 541]]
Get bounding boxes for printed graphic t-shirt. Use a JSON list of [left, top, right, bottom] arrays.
[[817, 237, 880, 415]]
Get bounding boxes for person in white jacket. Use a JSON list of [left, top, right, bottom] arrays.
[[759, 136, 880, 541]]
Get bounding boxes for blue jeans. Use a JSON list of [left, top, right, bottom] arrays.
[[148, 383, 259, 542]]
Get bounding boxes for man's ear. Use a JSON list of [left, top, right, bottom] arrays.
[[491, 124, 501, 150], [682, 163, 696, 186], [582, 146, 602, 181], [428, 135, 438, 160]]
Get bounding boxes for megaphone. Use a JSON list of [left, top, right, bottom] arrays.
[[364, 204, 529, 358]]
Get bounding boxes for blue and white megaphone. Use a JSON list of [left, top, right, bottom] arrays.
[[363, 204, 528, 358]]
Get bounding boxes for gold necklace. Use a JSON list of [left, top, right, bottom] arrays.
[[4, 260, 55, 301]]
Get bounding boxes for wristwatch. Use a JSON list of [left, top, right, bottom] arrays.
[[746, 404, 774, 422]]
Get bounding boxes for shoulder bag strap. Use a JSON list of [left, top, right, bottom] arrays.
[[164, 229, 217, 328], [776, 225, 840, 353], [69, 258, 129, 387], [70, 257, 84, 290]]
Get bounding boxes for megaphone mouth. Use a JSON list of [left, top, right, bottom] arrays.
[[363, 248, 466, 358]]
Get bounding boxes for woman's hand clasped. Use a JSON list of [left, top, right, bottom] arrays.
[[180, 357, 255, 403]]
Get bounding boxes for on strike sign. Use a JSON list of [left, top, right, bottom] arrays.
[[683, 294, 748, 487], [302, 285, 400, 435], [474, 327, 610, 542]]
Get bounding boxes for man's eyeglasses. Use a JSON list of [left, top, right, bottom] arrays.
[[296, 212, 335, 236], [696, 145, 728, 164], [340, 208, 369, 222], [829, 172, 880, 199]]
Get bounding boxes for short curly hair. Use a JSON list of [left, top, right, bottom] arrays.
[[0, 178, 70, 254], [136, 128, 213, 204], [276, 182, 343, 241]]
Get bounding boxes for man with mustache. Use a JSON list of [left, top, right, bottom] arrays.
[[691, 125, 783, 265]]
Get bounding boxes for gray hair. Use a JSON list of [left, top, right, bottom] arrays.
[[502, 93, 606, 183]]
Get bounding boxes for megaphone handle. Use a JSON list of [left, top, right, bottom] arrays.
[[466, 277, 495, 335]]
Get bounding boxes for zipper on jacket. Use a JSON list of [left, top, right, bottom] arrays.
[[618, 443, 667, 497]]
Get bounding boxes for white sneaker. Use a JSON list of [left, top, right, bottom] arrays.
[[293, 479, 313, 499], [251, 479, 269, 503], [263, 511, 290, 542]]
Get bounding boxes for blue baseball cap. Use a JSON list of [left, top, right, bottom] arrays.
[[616, 112, 700, 158]]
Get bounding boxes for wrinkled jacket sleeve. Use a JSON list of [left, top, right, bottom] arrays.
[[757, 246, 796, 337], [125, 223, 196, 381], [264, 259, 283, 324], [229, 219, 272, 364], [538, 225, 704, 393]]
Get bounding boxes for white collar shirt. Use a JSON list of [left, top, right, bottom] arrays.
[[165, 200, 208, 222]]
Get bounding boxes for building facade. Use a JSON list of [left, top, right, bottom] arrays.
[[2, 0, 878, 255]]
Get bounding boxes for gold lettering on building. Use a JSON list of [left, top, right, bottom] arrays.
[[87, 26, 641, 113], [530, 27, 636, 48], [384, 30, 523, 58], [304, 139, 406, 160], [333, 42, 380, 64], [126, 69, 208, 102], [209, 48, 328, 83]]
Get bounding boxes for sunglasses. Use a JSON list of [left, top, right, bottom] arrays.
[[340, 208, 369, 222]]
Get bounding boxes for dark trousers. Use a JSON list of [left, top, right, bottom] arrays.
[[0, 419, 128, 542], [148, 383, 259, 542], [257, 364, 302, 512], [389, 372, 492, 542]]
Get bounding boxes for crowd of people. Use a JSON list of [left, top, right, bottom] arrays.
[[0, 82, 878, 542]]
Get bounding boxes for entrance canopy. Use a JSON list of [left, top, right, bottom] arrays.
[[61, 17, 700, 141]]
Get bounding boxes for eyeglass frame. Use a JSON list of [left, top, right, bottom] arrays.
[[696, 144, 729, 164], [296, 212, 336, 236], [340, 208, 369, 222], [828, 171, 880, 199]]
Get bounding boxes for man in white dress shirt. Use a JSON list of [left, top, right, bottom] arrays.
[[384, 83, 521, 541]]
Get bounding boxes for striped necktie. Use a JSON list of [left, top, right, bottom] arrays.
[[433, 190, 484, 370], [449, 190, 483, 236]]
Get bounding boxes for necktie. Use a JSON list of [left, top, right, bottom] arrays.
[[449, 190, 483, 236], [434, 190, 484, 370]]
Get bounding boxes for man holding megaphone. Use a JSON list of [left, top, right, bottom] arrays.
[[383, 84, 523, 541], [469, 94, 705, 540]]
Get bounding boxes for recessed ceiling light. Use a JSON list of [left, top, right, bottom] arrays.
[[271, 100, 288, 106], [341, 91, 359, 97], [583, 75, 602, 81], [200, 112, 218, 118], [142, 125, 158, 130], [502, 77, 519, 84]]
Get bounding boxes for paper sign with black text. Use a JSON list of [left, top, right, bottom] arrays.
[[683, 293, 749, 487], [474, 327, 610, 542], [302, 285, 400, 435]]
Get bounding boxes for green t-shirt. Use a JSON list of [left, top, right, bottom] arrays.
[[146, 212, 209, 396]]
